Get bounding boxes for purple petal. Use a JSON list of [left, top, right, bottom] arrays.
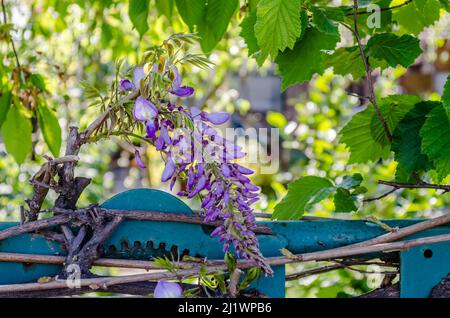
[[161, 158, 177, 182], [190, 106, 202, 118], [205, 112, 230, 125], [221, 164, 231, 177], [160, 125, 172, 145], [171, 67, 182, 90], [133, 96, 158, 121], [120, 79, 135, 91], [236, 165, 254, 175], [154, 280, 182, 298], [134, 150, 146, 168], [170, 86, 194, 97], [132, 67, 145, 89], [145, 120, 156, 139]]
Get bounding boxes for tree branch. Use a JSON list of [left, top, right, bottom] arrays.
[[345, 0, 414, 16], [352, 0, 393, 141]]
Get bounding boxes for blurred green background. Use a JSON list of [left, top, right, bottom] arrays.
[[0, 0, 449, 297]]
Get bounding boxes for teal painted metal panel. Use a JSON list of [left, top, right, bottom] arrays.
[[0, 223, 63, 284], [400, 228, 450, 298], [0, 188, 448, 297]]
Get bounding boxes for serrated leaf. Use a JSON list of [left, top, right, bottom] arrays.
[[442, 74, 450, 120], [340, 106, 390, 164], [370, 94, 421, 146], [129, 0, 150, 37], [1, 105, 32, 164], [175, 0, 206, 31], [254, 0, 302, 59], [0, 88, 11, 128], [392, 101, 437, 179], [36, 102, 62, 157], [420, 103, 450, 181], [393, 0, 441, 35], [334, 188, 358, 213], [276, 28, 339, 91], [366, 33, 422, 68], [311, 6, 344, 36], [198, 0, 238, 52], [272, 176, 334, 220]]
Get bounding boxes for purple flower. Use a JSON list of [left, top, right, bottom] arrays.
[[204, 112, 230, 125], [133, 66, 145, 89], [120, 79, 135, 91], [134, 150, 146, 168], [154, 280, 182, 298], [170, 86, 194, 97], [171, 67, 182, 90], [133, 96, 158, 121], [146, 120, 157, 139], [161, 157, 177, 182]]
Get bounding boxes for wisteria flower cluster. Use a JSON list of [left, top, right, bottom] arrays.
[[118, 42, 271, 275]]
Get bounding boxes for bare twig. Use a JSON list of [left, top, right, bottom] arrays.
[[1, 233, 449, 293], [228, 268, 243, 298], [378, 180, 450, 192], [1, 0, 21, 69], [351, 0, 392, 141], [364, 188, 399, 202], [345, 0, 414, 16]]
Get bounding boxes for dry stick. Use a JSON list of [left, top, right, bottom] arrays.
[[378, 180, 450, 192], [1, 233, 449, 293], [352, 0, 392, 141], [0, 214, 70, 241], [53, 207, 273, 235]]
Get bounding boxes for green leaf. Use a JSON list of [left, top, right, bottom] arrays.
[[272, 176, 334, 220], [155, 0, 174, 20], [129, 0, 150, 37], [392, 101, 437, 179], [266, 111, 287, 128], [175, 0, 206, 31], [254, 0, 303, 59], [339, 173, 363, 190], [0, 88, 11, 128], [333, 188, 358, 213], [370, 94, 421, 146], [276, 28, 339, 91], [420, 103, 450, 181], [311, 6, 344, 36], [1, 105, 32, 164], [30, 74, 46, 91], [442, 74, 450, 120], [198, 0, 238, 52], [393, 0, 441, 35], [36, 102, 62, 157], [240, 11, 260, 56], [324, 46, 387, 79], [324, 46, 366, 79], [366, 33, 422, 68], [340, 106, 390, 164]]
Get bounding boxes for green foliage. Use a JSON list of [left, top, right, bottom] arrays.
[[155, 0, 174, 20], [1, 105, 32, 164], [393, 0, 441, 35], [420, 103, 450, 181], [175, 0, 206, 31], [276, 28, 339, 90], [324, 47, 366, 80], [254, 0, 303, 59], [366, 33, 422, 68], [129, 0, 150, 37], [197, 0, 238, 52], [340, 106, 390, 164], [443, 75, 450, 119], [273, 176, 334, 219], [36, 102, 62, 158], [392, 101, 436, 181], [333, 187, 358, 213], [0, 88, 11, 128], [310, 6, 344, 36]]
